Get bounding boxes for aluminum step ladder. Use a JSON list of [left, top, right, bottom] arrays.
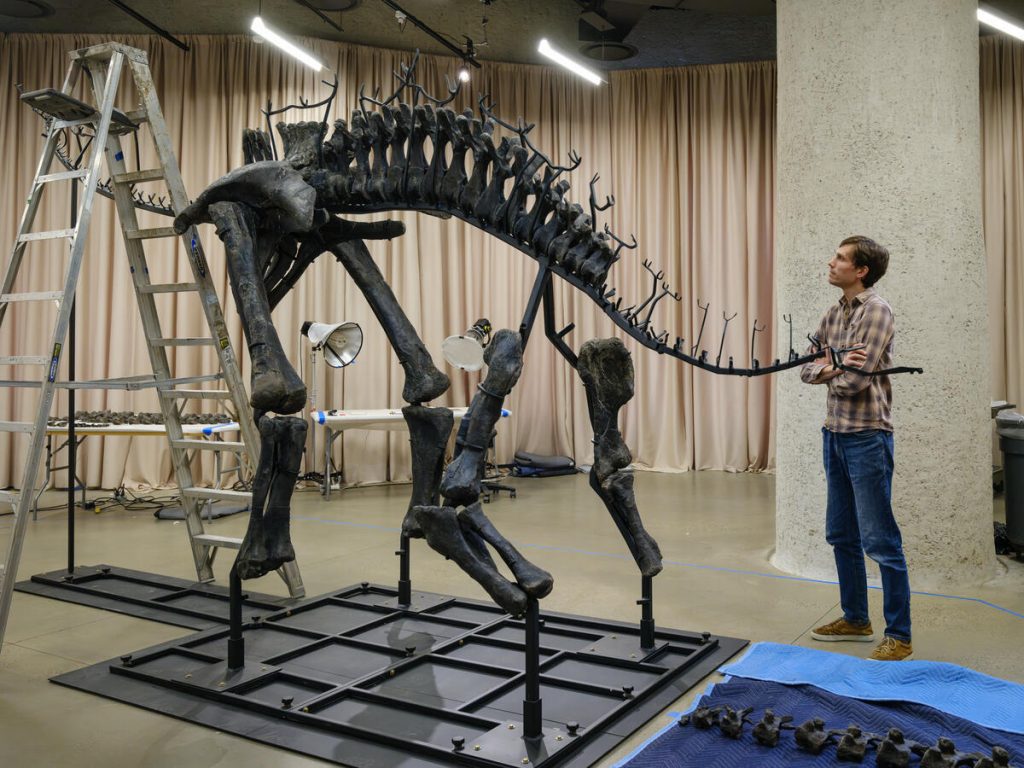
[[0, 42, 304, 649]]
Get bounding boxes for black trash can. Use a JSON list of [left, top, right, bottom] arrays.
[[997, 410, 1024, 549]]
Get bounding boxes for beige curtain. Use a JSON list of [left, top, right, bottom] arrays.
[[981, 36, 1024, 416], [0, 32, 777, 490]]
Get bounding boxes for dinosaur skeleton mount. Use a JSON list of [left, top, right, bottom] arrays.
[[47, 54, 923, 756], [679, 706, 1015, 767]]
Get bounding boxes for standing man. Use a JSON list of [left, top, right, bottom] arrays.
[[801, 236, 912, 661]]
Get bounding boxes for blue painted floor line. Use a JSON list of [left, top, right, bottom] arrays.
[[10, 510, 1022, 620], [284, 514, 1024, 621]]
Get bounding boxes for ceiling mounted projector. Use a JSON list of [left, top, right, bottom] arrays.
[[301, 320, 363, 368]]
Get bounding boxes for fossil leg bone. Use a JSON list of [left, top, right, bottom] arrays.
[[441, 329, 522, 505], [205, 200, 308, 414], [329, 239, 449, 404], [459, 502, 553, 598], [414, 504, 527, 616], [236, 415, 307, 579], [401, 404, 454, 538], [577, 338, 663, 577]]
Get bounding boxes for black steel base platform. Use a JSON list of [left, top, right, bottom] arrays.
[[16, 565, 298, 630], [54, 581, 746, 767]]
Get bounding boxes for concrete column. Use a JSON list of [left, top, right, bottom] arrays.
[[774, 0, 996, 588]]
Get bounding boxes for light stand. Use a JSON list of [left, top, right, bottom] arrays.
[[301, 320, 362, 487], [300, 328, 320, 479]]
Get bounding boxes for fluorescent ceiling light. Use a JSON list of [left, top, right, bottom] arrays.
[[537, 38, 604, 85], [251, 16, 324, 71], [978, 7, 1024, 41]]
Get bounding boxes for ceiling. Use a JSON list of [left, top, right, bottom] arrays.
[[1, 0, 1023, 70]]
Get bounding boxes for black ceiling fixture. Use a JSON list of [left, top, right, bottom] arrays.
[[105, 0, 189, 51], [574, 0, 641, 62], [0, 0, 54, 19], [308, 0, 358, 9], [291, 0, 344, 33], [377, 0, 482, 69], [580, 41, 638, 62]]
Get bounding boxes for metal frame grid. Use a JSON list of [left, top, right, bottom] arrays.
[[54, 581, 746, 767]]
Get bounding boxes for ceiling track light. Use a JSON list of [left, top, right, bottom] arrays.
[[291, 0, 344, 33], [537, 38, 604, 85], [105, 0, 189, 51], [251, 16, 325, 72], [378, 0, 482, 72], [978, 6, 1024, 41]]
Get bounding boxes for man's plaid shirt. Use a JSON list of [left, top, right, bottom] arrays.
[[800, 287, 894, 433]]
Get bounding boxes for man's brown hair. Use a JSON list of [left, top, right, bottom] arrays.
[[840, 235, 889, 288]]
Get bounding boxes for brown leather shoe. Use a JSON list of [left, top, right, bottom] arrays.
[[810, 617, 875, 642], [869, 636, 914, 661]]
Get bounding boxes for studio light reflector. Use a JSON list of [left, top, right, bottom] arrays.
[[978, 7, 1024, 41], [251, 16, 325, 71], [302, 321, 363, 368], [537, 38, 604, 85], [442, 318, 491, 372]]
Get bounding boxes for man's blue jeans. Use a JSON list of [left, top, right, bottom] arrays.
[[823, 427, 911, 641]]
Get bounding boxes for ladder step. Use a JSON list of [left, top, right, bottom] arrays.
[[0, 356, 50, 365], [113, 168, 165, 184], [0, 380, 43, 389], [192, 534, 242, 550], [1, 291, 65, 303], [159, 389, 234, 400], [0, 421, 35, 434], [154, 373, 224, 387], [182, 487, 252, 503], [0, 490, 18, 505], [150, 338, 215, 347], [36, 169, 89, 184], [171, 439, 246, 452], [137, 282, 199, 294], [18, 228, 76, 243], [125, 226, 178, 240]]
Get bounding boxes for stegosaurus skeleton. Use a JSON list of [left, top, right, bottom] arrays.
[[51, 56, 918, 616]]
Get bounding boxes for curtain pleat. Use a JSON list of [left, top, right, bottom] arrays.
[[981, 36, 1024, 422], [1, 32, 1017, 491]]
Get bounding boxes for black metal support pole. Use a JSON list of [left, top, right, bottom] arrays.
[[227, 564, 245, 669], [639, 574, 655, 649], [67, 182, 77, 574], [523, 596, 543, 739], [397, 533, 411, 606]]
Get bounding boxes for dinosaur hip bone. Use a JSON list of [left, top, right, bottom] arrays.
[[236, 415, 307, 580], [441, 329, 523, 506], [401, 405, 454, 537], [173, 161, 316, 236], [459, 502, 554, 598], [413, 504, 527, 616]]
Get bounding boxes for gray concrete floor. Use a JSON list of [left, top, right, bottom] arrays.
[[2, 471, 1022, 767]]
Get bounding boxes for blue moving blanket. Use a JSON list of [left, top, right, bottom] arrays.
[[619, 676, 1024, 767], [721, 642, 1024, 735]]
